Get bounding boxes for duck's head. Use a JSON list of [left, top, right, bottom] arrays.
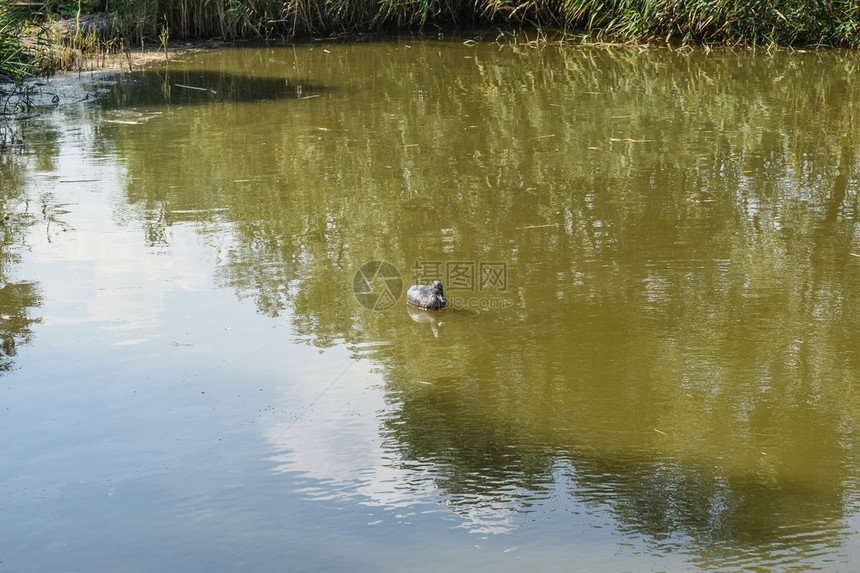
[[431, 280, 444, 295]]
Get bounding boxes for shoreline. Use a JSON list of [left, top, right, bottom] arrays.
[[5, 39, 233, 108], [1, 28, 840, 111]]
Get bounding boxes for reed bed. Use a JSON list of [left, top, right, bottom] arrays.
[[1, 4, 38, 84], [3, 0, 860, 87], [30, 0, 860, 46]]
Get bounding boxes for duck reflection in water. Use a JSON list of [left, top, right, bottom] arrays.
[[407, 305, 444, 338]]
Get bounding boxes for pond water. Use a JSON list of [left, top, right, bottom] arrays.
[[3, 33, 860, 571]]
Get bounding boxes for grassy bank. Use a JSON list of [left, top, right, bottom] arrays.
[[3, 0, 860, 84], [1, 4, 47, 118], [73, 0, 860, 46], [1, 4, 39, 84]]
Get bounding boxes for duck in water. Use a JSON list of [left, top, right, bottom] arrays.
[[406, 280, 447, 310]]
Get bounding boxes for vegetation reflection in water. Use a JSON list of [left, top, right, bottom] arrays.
[[14, 37, 860, 568], [0, 146, 42, 373]]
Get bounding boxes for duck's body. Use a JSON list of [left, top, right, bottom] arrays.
[[406, 280, 447, 310]]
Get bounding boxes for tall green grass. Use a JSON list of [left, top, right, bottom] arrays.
[[1, 3, 47, 118], [1, 4, 37, 84], [100, 0, 860, 46], [11, 0, 860, 52]]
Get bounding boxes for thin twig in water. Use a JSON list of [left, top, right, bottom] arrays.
[[175, 84, 210, 92], [516, 224, 556, 230]]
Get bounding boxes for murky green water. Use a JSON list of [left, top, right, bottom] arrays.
[[3, 34, 860, 571]]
